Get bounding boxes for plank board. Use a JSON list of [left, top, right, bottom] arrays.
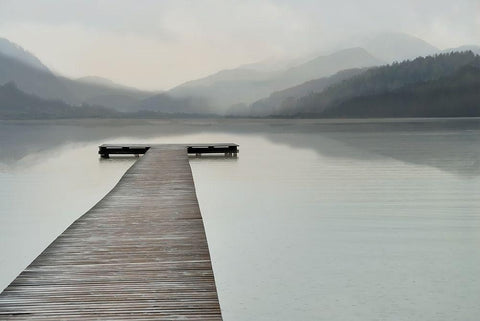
[[0, 146, 223, 320]]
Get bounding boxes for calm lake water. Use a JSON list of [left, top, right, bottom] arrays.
[[1, 118, 479, 320]]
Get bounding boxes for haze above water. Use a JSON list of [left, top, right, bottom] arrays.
[[0, 119, 479, 320]]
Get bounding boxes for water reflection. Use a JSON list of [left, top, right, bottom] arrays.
[[1, 118, 479, 177], [265, 130, 480, 177], [1, 118, 479, 320]]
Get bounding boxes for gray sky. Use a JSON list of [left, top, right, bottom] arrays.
[[0, 0, 479, 90]]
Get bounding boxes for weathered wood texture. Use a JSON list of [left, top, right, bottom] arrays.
[[0, 146, 222, 320]]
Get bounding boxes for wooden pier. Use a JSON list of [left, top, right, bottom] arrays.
[[0, 143, 237, 320], [99, 143, 239, 158]]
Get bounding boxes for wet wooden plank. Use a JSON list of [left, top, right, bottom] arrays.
[[0, 146, 223, 320]]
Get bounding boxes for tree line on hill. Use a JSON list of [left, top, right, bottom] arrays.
[[260, 51, 480, 118]]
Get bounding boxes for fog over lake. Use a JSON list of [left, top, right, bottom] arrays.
[[0, 118, 479, 320]]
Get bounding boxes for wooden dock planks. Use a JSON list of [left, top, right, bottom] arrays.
[[0, 146, 223, 320]]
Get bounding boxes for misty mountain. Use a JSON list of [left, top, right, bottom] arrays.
[[237, 55, 309, 72], [321, 65, 480, 118], [82, 94, 141, 112], [0, 51, 76, 103], [0, 38, 155, 111], [0, 49, 152, 111], [3, 35, 479, 118], [169, 47, 383, 111], [169, 67, 272, 108], [0, 82, 118, 119], [277, 51, 480, 117], [0, 81, 217, 119], [76, 76, 151, 94], [60, 77, 153, 111], [247, 68, 367, 116], [0, 38, 49, 71], [443, 45, 480, 55], [279, 48, 381, 85], [0, 38, 206, 115], [362, 32, 439, 62], [77, 76, 130, 89], [134, 93, 211, 114]]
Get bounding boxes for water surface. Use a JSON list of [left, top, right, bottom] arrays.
[[1, 118, 479, 320]]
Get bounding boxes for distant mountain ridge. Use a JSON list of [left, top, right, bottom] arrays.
[[361, 32, 439, 62], [2, 35, 480, 119], [76, 76, 147, 92], [0, 39, 155, 111], [247, 68, 367, 116], [442, 45, 480, 55], [0, 82, 215, 119], [133, 93, 211, 114], [0, 51, 76, 103], [272, 51, 480, 117], [322, 65, 480, 118], [169, 47, 384, 111], [77, 76, 125, 88], [0, 82, 118, 119], [0, 38, 210, 114], [0, 38, 49, 71], [59, 76, 153, 112]]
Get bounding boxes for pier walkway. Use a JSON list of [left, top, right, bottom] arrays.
[[0, 144, 236, 320]]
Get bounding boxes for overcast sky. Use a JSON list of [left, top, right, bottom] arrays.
[[0, 0, 479, 90]]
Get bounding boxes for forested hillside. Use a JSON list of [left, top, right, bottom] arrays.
[[0, 82, 118, 119], [322, 65, 480, 118], [248, 68, 366, 116], [278, 51, 480, 117]]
